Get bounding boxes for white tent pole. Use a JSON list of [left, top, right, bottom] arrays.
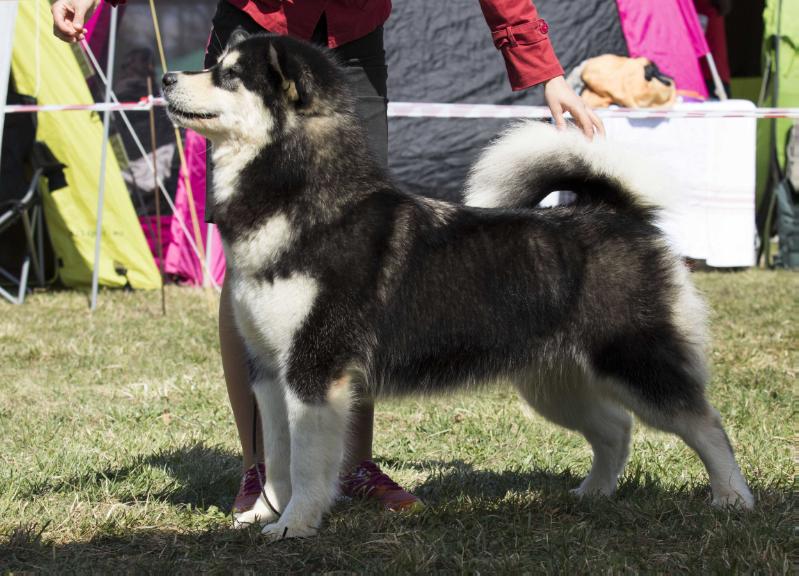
[[0, 1, 20, 175], [705, 52, 728, 101], [90, 7, 119, 311]]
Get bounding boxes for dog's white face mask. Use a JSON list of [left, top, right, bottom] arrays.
[[163, 48, 277, 147]]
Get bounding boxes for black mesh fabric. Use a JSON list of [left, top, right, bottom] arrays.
[[384, 0, 628, 201]]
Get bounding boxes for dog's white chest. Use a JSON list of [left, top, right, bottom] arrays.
[[228, 214, 293, 273], [231, 273, 319, 365]]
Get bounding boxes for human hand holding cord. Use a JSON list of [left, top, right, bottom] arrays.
[[51, 0, 101, 43], [544, 75, 605, 139]]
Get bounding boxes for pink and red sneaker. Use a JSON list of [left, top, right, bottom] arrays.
[[233, 460, 423, 515], [232, 462, 265, 515], [340, 459, 424, 512]]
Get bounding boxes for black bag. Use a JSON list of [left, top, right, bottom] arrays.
[[0, 90, 37, 208]]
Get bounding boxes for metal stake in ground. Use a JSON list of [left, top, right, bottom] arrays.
[[90, 7, 118, 311]]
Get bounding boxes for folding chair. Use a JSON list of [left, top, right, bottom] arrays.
[[0, 143, 66, 304], [0, 85, 66, 304], [0, 169, 43, 304]]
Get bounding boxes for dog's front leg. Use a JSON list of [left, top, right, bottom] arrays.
[[261, 378, 351, 541], [233, 367, 292, 528]]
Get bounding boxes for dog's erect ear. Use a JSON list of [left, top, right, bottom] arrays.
[[228, 27, 250, 48], [268, 42, 300, 103]]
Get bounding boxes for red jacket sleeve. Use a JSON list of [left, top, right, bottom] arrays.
[[478, 0, 564, 91]]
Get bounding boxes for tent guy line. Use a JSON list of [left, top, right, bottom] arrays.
[[5, 99, 799, 119]]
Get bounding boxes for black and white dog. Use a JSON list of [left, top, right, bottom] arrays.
[[163, 32, 753, 539]]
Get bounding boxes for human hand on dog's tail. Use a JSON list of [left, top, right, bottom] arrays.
[[544, 75, 605, 140], [51, 0, 101, 43]]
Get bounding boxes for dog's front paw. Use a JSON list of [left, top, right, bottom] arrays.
[[261, 519, 319, 541], [232, 496, 280, 529]]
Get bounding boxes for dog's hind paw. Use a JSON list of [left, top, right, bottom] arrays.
[[261, 519, 319, 541], [570, 476, 617, 498], [711, 487, 755, 510]]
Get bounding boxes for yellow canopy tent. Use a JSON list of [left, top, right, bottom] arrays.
[[11, 0, 160, 290]]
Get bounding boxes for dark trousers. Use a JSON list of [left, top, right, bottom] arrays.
[[204, 3, 389, 222]]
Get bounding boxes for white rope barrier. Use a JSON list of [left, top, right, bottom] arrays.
[[4, 98, 159, 113], [6, 99, 799, 119], [389, 103, 799, 119]]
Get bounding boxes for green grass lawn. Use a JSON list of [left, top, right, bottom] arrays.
[[0, 270, 796, 574]]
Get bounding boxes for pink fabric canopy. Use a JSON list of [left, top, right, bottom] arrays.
[[138, 132, 226, 286], [164, 129, 226, 286], [84, 3, 121, 66], [615, 0, 710, 100]]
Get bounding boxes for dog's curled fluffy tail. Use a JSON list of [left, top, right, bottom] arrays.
[[465, 121, 672, 218]]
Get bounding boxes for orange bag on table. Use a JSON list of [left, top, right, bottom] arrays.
[[580, 55, 676, 108]]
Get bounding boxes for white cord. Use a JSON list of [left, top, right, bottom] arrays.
[[80, 39, 221, 291]]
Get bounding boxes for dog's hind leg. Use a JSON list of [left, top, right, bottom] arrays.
[[517, 375, 632, 497], [675, 407, 753, 508], [594, 329, 754, 509], [629, 400, 754, 509], [233, 367, 292, 528], [260, 377, 352, 540]]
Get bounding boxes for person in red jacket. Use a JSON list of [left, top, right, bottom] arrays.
[[52, 0, 604, 519]]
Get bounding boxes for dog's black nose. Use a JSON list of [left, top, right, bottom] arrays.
[[162, 72, 178, 88]]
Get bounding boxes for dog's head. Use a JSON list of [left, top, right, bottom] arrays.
[[162, 32, 351, 145]]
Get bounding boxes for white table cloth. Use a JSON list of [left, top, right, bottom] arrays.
[[541, 100, 757, 267], [605, 100, 757, 267]]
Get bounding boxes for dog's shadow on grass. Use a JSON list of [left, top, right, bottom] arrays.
[[383, 457, 581, 503], [22, 443, 242, 511], [5, 455, 784, 573], [375, 456, 705, 509], [129, 443, 243, 510], [25, 444, 696, 514]]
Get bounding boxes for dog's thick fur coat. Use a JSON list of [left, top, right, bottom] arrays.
[[163, 34, 753, 539]]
